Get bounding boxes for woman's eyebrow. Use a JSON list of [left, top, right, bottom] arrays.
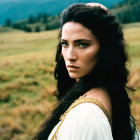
[[61, 39, 92, 42], [74, 39, 92, 43], [60, 39, 67, 42]]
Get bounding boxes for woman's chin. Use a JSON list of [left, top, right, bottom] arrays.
[[69, 73, 81, 80]]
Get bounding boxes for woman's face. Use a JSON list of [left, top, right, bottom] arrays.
[[61, 22, 100, 81]]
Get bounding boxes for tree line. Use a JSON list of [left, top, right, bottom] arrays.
[[111, 0, 140, 23], [4, 13, 60, 32]]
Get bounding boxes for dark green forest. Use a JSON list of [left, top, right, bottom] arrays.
[[111, 0, 140, 23], [4, 13, 60, 32]]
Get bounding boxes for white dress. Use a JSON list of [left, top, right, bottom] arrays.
[[48, 97, 140, 140], [48, 102, 113, 140]]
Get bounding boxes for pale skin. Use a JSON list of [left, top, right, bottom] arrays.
[[61, 22, 112, 116], [61, 22, 100, 80]]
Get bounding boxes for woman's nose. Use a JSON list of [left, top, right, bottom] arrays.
[[66, 47, 77, 61]]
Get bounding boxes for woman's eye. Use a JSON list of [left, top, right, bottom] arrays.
[[61, 42, 69, 47], [79, 43, 89, 48]]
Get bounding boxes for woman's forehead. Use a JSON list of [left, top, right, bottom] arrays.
[[61, 22, 98, 41]]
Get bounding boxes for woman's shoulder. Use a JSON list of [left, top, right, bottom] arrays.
[[61, 91, 112, 126], [67, 102, 110, 122], [83, 87, 112, 116], [48, 100, 113, 140], [57, 102, 113, 140]]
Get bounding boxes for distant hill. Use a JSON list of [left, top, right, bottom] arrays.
[[111, 0, 140, 23], [0, 0, 123, 25]]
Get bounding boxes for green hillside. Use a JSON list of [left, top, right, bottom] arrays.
[[111, 0, 140, 23], [0, 23, 140, 140], [3, 14, 60, 32]]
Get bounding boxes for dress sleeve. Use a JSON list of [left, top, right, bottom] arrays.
[[56, 103, 113, 140]]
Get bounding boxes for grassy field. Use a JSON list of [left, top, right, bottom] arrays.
[[0, 23, 140, 140], [123, 22, 140, 131], [0, 28, 58, 140]]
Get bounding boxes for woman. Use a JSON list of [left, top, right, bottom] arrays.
[[32, 3, 140, 140]]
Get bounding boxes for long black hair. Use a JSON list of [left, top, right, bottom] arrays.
[[32, 3, 137, 140]]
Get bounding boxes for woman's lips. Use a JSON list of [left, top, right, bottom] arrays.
[[67, 65, 79, 71]]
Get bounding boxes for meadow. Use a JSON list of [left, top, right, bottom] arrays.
[[0, 22, 140, 140]]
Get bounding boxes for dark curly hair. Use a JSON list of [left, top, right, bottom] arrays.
[[32, 3, 137, 140]]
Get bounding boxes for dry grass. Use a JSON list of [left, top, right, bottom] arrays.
[[124, 22, 140, 131], [0, 28, 59, 140]]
